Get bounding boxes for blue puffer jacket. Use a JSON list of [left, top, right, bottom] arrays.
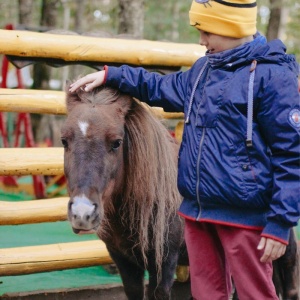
[[106, 34, 300, 243]]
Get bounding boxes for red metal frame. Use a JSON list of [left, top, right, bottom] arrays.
[[0, 24, 46, 198]]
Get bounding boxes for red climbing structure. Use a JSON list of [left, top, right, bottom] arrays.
[[0, 24, 46, 199]]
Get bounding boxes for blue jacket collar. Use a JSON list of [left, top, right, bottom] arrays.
[[206, 32, 298, 75], [206, 33, 267, 69]]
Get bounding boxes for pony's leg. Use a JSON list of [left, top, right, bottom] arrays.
[[147, 250, 179, 300], [108, 250, 145, 300], [275, 229, 299, 300]]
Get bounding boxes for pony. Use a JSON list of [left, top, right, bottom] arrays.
[[62, 84, 185, 300], [62, 84, 299, 300]]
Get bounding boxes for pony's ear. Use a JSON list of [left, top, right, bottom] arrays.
[[64, 80, 83, 113], [115, 95, 134, 117]]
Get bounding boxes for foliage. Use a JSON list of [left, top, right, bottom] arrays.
[[285, 0, 300, 61], [144, 2, 198, 43]]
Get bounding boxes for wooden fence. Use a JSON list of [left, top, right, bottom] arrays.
[[0, 29, 202, 278]]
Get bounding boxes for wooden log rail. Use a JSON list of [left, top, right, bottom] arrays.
[[0, 240, 112, 276], [0, 88, 184, 119], [0, 88, 66, 115], [0, 147, 63, 176], [0, 29, 205, 68], [0, 197, 68, 225]]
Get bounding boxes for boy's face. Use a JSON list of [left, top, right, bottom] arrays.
[[198, 30, 250, 54]]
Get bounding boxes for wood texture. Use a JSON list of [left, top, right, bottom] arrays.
[[0, 240, 112, 276], [0, 29, 205, 67], [0, 88, 66, 114], [0, 147, 64, 176], [0, 88, 184, 118], [0, 197, 68, 225]]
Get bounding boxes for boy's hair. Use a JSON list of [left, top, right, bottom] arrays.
[[189, 0, 257, 38]]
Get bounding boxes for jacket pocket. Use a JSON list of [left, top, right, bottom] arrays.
[[232, 142, 259, 201]]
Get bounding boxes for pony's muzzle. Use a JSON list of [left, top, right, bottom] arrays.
[[68, 194, 99, 234]]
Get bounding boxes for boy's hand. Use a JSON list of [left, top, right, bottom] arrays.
[[257, 237, 286, 263], [69, 70, 105, 93]]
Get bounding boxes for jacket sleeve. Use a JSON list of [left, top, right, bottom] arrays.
[[257, 66, 300, 243], [105, 65, 189, 112]]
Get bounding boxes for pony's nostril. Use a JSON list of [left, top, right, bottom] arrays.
[[72, 228, 80, 234]]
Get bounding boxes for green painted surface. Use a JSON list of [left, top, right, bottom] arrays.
[[0, 221, 98, 248], [0, 190, 32, 201], [0, 266, 122, 295]]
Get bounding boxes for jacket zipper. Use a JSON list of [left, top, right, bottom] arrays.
[[196, 127, 206, 220]]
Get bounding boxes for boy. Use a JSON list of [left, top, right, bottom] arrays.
[[69, 0, 300, 299]]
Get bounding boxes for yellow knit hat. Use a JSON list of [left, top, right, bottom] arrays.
[[189, 0, 257, 38]]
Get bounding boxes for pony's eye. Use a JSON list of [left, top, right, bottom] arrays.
[[61, 138, 68, 149], [111, 139, 122, 151]]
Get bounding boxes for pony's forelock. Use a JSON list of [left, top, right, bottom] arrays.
[[65, 79, 123, 111]]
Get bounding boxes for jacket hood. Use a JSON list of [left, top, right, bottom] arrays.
[[250, 39, 299, 74], [206, 32, 299, 75]]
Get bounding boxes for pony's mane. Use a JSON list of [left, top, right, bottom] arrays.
[[122, 96, 182, 275]]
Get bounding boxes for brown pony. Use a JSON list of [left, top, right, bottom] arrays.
[[62, 84, 185, 300], [62, 84, 299, 300]]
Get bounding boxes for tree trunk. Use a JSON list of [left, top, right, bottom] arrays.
[[18, 0, 34, 26], [32, 0, 63, 147], [171, 2, 180, 41], [40, 0, 59, 28], [266, 0, 282, 41], [33, 0, 59, 91], [67, 0, 85, 81], [74, 0, 84, 32], [117, 0, 144, 38]]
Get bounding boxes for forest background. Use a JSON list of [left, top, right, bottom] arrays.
[[0, 0, 299, 145]]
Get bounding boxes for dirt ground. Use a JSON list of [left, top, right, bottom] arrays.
[[0, 281, 192, 300]]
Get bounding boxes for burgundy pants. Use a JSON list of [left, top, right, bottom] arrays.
[[184, 219, 278, 300]]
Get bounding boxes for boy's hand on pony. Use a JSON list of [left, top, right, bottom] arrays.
[[69, 70, 105, 93], [258, 236, 286, 263]]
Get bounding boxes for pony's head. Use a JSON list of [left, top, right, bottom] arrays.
[[62, 83, 132, 234]]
